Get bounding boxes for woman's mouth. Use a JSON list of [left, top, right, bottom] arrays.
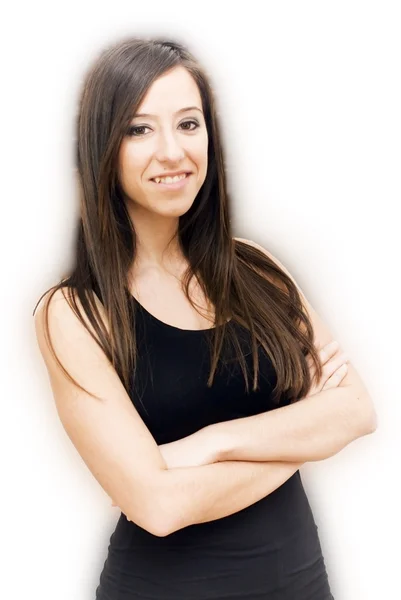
[[150, 173, 192, 191]]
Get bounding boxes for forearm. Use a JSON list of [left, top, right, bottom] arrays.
[[157, 459, 302, 535], [209, 385, 376, 463]]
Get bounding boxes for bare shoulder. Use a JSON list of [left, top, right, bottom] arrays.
[[233, 237, 376, 418], [33, 287, 112, 391], [234, 236, 310, 306], [234, 236, 337, 345], [34, 286, 109, 353], [234, 237, 293, 274], [33, 286, 171, 536]]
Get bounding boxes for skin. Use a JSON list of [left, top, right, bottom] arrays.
[[118, 65, 209, 276], [112, 64, 215, 511], [108, 68, 376, 519], [158, 340, 350, 469], [111, 337, 350, 508], [34, 63, 376, 534]]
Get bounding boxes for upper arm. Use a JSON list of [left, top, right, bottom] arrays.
[[34, 288, 170, 536], [234, 237, 377, 429]]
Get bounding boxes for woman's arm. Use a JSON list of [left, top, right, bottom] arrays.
[[223, 238, 378, 463], [37, 289, 304, 539], [158, 459, 303, 534], [153, 381, 374, 534], [153, 362, 375, 533], [157, 346, 376, 467], [208, 376, 377, 464], [158, 368, 376, 468]]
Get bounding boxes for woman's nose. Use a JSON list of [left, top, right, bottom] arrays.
[[155, 131, 185, 163]]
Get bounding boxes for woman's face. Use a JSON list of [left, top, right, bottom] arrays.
[[118, 66, 209, 218]]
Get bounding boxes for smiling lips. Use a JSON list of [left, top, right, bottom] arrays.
[[150, 172, 192, 190], [153, 173, 188, 184]]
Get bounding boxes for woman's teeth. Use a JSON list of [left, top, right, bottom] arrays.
[[153, 173, 188, 184]]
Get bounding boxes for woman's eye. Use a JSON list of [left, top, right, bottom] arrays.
[[179, 120, 199, 131], [127, 120, 199, 137], [127, 125, 150, 137]]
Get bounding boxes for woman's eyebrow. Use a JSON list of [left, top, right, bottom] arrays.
[[132, 106, 203, 119]]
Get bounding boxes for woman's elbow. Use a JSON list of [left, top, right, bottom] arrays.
[[126, 503, 176, 538], [135, 474, 180, 538], [355, 394, 378, 437]]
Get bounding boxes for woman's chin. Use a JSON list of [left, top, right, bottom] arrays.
[[151, 196, 196, 217]]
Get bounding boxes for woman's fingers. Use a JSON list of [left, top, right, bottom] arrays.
[[322, 351, 349, 379], [319, 340, 340, 363], [322, 362, 348, 390], [306, 340, 348, 397], [307, 340, 340, 372]]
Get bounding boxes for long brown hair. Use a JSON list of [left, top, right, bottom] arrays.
[[33, 35, 323, 407]]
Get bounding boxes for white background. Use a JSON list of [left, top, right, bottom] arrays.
[[2, 1, 400, 598]]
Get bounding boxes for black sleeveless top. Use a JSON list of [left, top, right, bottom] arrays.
[[95, 294, 334, 600]]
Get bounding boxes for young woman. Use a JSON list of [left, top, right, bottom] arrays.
[[33, 37, 377, 599]]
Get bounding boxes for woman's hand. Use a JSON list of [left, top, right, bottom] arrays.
[[306, 339, 349, 397]]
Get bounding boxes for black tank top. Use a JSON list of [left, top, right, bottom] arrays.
[[95, 294, 334, 600]]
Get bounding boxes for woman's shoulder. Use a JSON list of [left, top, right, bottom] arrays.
[[233, 236, 314, 331], [234, 237, 275, 259], [33, 283, 111, 344], [233, 237, 296, 286]]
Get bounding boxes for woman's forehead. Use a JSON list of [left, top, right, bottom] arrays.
[[134, 67, 202, 117]]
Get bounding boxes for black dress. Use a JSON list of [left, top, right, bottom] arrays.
[[95, 294, 334, 599]]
